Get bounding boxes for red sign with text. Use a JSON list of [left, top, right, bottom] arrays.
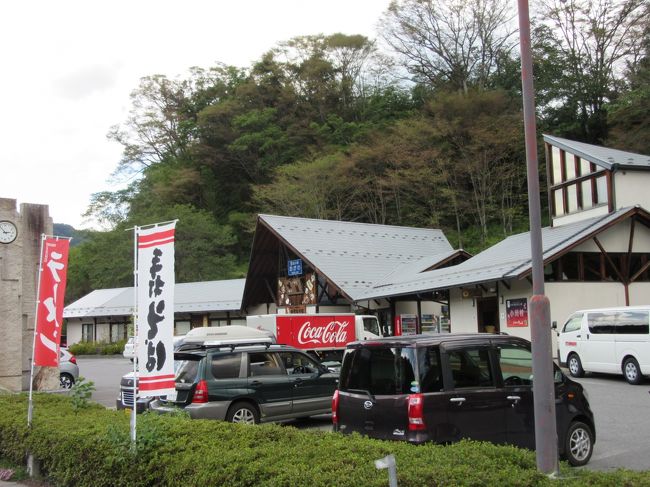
[[34, 238, 70, 367], [276, 315, 355, 349], [506, 298, 529, 328]]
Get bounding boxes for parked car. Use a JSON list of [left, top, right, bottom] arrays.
[[333, 333, 596, 467], [556, 306, 649, 384], [116, 327, 275, 413], [123, 337, 135, 361], [59, 348, 79, 389], [149, 328, 338, 423]]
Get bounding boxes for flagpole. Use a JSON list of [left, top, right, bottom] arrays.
[[27, 234, 46, 428], [131, 225, 138, 445]]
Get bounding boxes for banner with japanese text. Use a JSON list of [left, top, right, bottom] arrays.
[[34, 237, 70, 367], [136, 222, 176, 397]]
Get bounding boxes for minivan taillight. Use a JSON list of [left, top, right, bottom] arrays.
[[68, 355, 77, 364], [192, 380, 208, 404], [332, 390, 339, 424], [407, 393, 426, 431]]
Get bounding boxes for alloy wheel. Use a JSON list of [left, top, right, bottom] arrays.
[[569, 427, 591, 463]]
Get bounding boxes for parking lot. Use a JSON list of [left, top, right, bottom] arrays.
[[77, 355, 649, 471]]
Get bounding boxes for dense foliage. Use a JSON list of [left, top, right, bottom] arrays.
[[65, 0, 650, 302], [1, 394, 649, 486]]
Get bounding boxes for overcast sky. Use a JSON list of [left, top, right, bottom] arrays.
[[0, 0, 391, 229]]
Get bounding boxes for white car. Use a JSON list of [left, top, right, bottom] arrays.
[[59, 348, 79, 389], [123, 337, 135, 361]]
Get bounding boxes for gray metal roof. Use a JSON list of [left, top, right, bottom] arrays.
[[64, 279, 246, 318], [259, 214, 454, 300], [544, 135, 650, 171], [359, 207, 639, 300]]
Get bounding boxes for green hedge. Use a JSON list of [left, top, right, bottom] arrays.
[[0, 394, 649, 487], [68, 340, 126, 356]]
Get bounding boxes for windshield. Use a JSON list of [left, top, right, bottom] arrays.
[[339, 346, 416, 395], [362, 317, 381, 336]]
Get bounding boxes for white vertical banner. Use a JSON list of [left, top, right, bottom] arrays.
[[136, 221, 176, 397]]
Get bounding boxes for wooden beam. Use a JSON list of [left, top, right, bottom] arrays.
[[500, 280, 511, 290], [630, 260, 650, 283], [593, 237, 626, 283]]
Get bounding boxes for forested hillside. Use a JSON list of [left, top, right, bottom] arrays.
[[65, 0, 649, 302]]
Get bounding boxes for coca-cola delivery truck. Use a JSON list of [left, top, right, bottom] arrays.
[[245, 314, 384, 364]]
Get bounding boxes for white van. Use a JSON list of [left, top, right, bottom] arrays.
[[557, 306, 650, 384]]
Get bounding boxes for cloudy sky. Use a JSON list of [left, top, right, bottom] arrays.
[[0, 0, 391, 229]]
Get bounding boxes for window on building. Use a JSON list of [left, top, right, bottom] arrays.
[[567, 184, 578, 213], [551, 147, 563, 184], [554, 190, 565, 216], [565, 154, 576, 180], [595, 175, 607, 205], [175, 320, 191, 336], [82, 323, 94, 342], [110, 323, 126, 343], [581, 180, 593, 209]]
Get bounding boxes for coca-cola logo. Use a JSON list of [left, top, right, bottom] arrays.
[[297, 320, 349, 345]]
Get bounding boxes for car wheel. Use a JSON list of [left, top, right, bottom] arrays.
[[623, 357, 643, 385], [564, 421, 594, 467], [567, 354, 584, 378], [226, 402, 259, 424], [60, 373, 74, 389]]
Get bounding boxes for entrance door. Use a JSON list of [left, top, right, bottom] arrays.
[[477, 297, 499, 333]]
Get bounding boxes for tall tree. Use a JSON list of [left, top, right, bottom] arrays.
[[607, 10, 650, 155], [379, 0, 517, 91], [535, 0, 646, 142]]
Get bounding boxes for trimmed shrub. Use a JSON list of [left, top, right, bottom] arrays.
[[68, 340, 126, 356], [0, 394, 648, 487]]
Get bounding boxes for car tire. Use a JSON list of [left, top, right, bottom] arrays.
[[564, 421, 594, 467], [623, 357, 643, 385], [226, 402, 260, 424], [567, 353, 584, 378], [60, 373, 74, 389]]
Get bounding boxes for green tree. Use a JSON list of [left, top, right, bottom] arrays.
[[534, 0, 646, 142]]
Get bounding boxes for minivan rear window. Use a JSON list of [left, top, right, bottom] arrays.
[[340, 347, 416, 395]]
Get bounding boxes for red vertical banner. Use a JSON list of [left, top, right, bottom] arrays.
[[34, 238, 70, 367]]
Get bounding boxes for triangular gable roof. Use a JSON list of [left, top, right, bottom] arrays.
[[242, 214, 454, 306], [360, 206, 650, 300], [544, 135, 650, 171], [64, 279, 246, 318]]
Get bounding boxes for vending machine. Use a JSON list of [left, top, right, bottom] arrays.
[[394, 314, 419, 335]]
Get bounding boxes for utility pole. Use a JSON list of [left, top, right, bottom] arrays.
[[517, 0, 559, 475]]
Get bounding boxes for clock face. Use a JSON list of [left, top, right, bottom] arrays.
[[0, 220, 18, 244]]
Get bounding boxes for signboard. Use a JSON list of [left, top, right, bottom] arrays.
[[136, 222, 176, 397], [288, 259, 303, 276], [506, 298, 529, 327], [276, 315, 355, 349]]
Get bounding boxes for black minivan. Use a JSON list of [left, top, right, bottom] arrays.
[[333, 334, 595, 466]]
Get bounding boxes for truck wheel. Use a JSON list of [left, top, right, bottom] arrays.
[[567, 354, 584, 378], [226, 402, 259, 424]]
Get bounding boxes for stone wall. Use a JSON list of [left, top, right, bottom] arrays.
[[0, 198, 53, 391]]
